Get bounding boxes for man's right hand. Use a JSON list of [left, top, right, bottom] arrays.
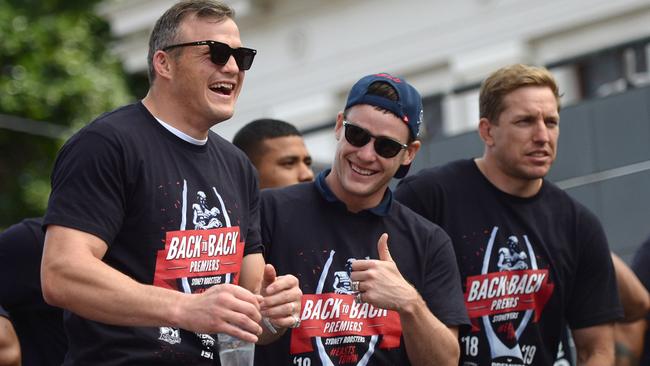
[[43, 225, 264, 343], [177, 283, 263, 343]]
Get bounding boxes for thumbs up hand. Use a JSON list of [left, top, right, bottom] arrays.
[[350, 233, 419, 314]]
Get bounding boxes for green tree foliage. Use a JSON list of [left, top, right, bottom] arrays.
[[0, 0, 134, 227]]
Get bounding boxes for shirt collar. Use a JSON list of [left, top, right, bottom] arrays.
[[315, 169, 393, 217]]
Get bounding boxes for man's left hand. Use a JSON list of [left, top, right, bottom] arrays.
[[260, 264, 302, 330], [350, 233, 418, 313]]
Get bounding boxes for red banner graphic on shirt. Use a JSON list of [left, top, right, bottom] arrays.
[[290, 293, 402, 354], [153, 227, 244, 289], [464, 269, 554, 322]]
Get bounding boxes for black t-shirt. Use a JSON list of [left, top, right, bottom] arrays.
[[631, 235, 650, 365], [0, 305, 8, 319], [0, 217, 67, 366], [255, 171, 469, 366], [395, 159, 622, 366], [44, 102, 262, 365]]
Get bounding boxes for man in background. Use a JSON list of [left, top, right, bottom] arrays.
[[615, 235, 650, 366], [1, 217, 66, 365], [233, 118, 314, 188], [0, 307, 19, 366]]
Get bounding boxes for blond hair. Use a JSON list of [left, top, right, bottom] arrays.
[[479, 64, 560, 123]]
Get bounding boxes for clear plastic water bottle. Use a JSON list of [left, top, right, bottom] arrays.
[[217, 333, 255, 366]]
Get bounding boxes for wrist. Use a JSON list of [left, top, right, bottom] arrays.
[[167, 291, 187, 328], [398, 286, 425, 317]]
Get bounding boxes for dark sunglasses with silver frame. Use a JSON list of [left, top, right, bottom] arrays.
[[343, 121, 408, 159], [162, 40, 257, 71]]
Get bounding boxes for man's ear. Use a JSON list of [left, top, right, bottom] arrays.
[[152, 50, 174, 80], [478, 117, 496, 147], [402, 140, 421, 165], [334, 112, 345, 140]]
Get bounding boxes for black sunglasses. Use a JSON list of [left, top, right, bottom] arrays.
[[343, 121, 408, 159], [162, 40, 257, 71]]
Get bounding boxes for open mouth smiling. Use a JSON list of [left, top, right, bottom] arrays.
[[209, 82, 234, 96], [350, 162, 375, 176]]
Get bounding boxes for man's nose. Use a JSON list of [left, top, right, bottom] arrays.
[[220, 53, 240, 73], [532, 119, 550, 143], [299, 163, 314, 182], [356, 138, 379, 161]]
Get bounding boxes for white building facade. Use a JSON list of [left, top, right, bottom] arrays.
[[98, 0, 650, 166]]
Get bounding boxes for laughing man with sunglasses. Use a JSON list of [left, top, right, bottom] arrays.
[[256, 73, 469, 366], [40, 1, 301, 365]]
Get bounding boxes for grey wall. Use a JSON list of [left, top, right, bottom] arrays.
[[410, 85, 650, 260]]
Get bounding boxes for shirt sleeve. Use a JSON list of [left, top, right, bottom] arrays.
[[395, 173, 448, 226], [259, 189, 275, 259], [44, 129, 127, 246], [394, 177, 432, 219], [243, 165, 263, 256]]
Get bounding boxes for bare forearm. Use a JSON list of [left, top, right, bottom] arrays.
[[43, 246, 265, 341], [578, 352, 614, 366], [615, 320, 646, 363], [574, 323, 615, 366], [41, 226, 185, 328], [612, 253, 650, 321], [42, 252, 183, 327], [401, 295, 459, 366], [42, 226, 264, 341]]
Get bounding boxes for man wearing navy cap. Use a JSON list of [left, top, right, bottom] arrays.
[[255, 73, 469, 365]]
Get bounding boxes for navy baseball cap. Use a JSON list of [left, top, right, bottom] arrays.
[[344, 73, 423, 178]]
